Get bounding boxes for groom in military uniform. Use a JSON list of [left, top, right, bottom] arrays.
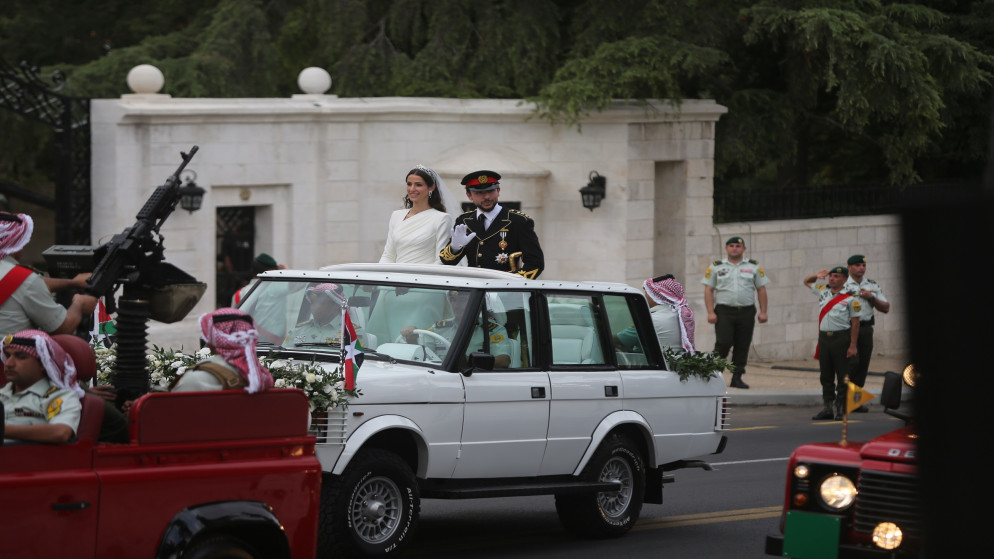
[[440, 170, 544, 279]]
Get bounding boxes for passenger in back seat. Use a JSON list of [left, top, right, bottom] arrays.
[[171, 308, 274, 393], [1, 330, 83, 444]]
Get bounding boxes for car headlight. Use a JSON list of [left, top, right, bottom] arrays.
[[819, 474, 857, 510]]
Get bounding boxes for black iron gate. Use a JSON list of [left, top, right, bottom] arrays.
[[0, 58, 90, 244]]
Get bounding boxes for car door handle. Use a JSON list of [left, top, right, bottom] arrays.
[[531, 387, 546, 398], [52, 501, 91, 511], [604, 385, 619, 397]]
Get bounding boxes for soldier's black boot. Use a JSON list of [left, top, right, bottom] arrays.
[[730, 373, 750, 389], [812, 400, 834, 420], [834, 401, 844, 421]]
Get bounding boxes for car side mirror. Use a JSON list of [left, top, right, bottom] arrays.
[[461, 352, 495, 377]]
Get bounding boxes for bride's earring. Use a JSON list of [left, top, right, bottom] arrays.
[[429, 190, 433, 198]]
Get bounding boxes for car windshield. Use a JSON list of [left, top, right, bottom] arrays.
[[238, 279, 466, 366]]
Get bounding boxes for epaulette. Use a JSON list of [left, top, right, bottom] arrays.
[[434, 320, 452, 328], [866, 278, 878, 285], [44, 384, 59, 397], [295, 319, 313, 328], [488, 322, 499, 332], [748, 259, 759, 265], [713, 260, 723, 266], [509, 208, 534, 220]]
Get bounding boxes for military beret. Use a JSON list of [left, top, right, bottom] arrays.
[[829, 266, 849, 276], [847, 254, 866, 266], [725, 236, 745, 245], [255, 253, 278, 267], [461, 170, 501, 192]]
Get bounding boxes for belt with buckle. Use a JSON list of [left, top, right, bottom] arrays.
[[821, 329, 851, 337]]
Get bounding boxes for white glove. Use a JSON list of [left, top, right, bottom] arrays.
[[450, 224, 477, 252]]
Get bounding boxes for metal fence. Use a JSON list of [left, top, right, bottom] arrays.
[[713, 180, 982, 223]]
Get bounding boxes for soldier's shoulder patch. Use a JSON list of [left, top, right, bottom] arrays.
[[491, 333, 505, 343], [47, 397, 63, 420], [853, 299, 862, 312]]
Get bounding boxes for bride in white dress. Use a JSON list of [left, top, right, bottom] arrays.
[[379, 165, 457, 264]]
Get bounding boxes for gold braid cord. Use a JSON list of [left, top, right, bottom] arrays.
[[440, 245, 463, 262], [516, 269, 540, 280]]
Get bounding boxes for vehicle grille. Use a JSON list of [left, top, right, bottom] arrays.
[[853, 470, 921, 539], [309, 408, 347, 445]]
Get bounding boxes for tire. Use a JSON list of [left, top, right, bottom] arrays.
[[318, 449, 420, 558], [184, 535, 258, 559], [555, 432, 646, 538]]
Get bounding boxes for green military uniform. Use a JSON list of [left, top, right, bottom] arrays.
[[844, 274, 887, 388], [465, 314, 512, 365], [0, 257, 67, 335], [702, 256, 769, 378], [285, 316, 342, 348], [811, 281, 861, 416], [1, 378, 81, 444]]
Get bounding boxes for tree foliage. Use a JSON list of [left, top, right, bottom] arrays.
[[1, 0, 991, 193]]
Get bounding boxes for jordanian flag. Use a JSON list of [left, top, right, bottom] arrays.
[[341, 307, 364, 391], [90, 298, 117, 346]]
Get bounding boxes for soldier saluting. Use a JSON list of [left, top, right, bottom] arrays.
[[440, 170, 544, 279]]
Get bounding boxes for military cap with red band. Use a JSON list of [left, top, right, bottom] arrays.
[[461, 170, 501, 192]]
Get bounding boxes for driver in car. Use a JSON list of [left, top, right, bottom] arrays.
[[401, 292, 512, 367], [285, 283, 345, 347]]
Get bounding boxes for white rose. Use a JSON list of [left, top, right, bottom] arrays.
[[322, 384, 333, 394], [196, 347, 211, 359], [305, 373, 317, 383], [170, 360, 183, 369]]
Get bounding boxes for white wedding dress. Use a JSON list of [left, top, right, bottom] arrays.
[[379, 208, 455, 264]]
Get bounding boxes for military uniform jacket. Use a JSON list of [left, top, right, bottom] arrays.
[[440, 207, 544, 279], [844, 277, 887, 321], [811, 284, 861, 332], [701, 258, 770, 306], [1, 378, 81, 443]]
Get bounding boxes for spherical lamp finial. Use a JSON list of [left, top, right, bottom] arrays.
[[297, 67, 332, 94], [126, 64, 165, 94]]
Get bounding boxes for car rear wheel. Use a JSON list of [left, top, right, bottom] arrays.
[[318, 449, 420, 557], [555, 432, 645, 538]]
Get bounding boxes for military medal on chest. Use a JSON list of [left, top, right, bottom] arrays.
[[498, 231, 508, 250]]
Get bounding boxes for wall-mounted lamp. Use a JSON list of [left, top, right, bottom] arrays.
[[178, 170, 206, 213], [579, 170, 606, 211]]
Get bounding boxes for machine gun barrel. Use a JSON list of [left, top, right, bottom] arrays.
[[84, 146, 199, 298]]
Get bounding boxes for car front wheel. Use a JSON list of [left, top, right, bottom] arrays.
[[555, 432, 645, 538], [318, 449, 420, 558]]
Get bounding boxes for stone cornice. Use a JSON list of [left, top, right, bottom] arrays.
[[102, 96, 727, 125]]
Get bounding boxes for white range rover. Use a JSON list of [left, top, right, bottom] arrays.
[[238, 263, 729, 557]]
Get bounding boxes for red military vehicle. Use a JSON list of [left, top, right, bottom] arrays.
[[0, 335, 321, 559], [765, 368, 919, 559]]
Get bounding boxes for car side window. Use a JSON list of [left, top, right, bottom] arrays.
[[604, 295, 650, 368], [547, 295, 605, 365]]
